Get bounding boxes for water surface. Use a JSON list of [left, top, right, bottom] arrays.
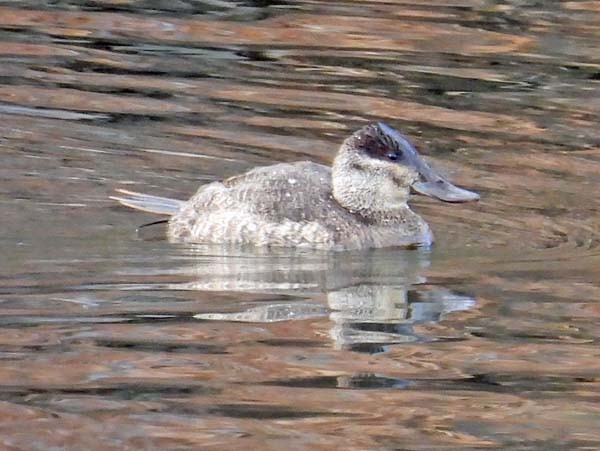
[[1, 1, 599, 449]]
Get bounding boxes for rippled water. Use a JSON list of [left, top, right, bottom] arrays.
[[1, 1, 599, 449]]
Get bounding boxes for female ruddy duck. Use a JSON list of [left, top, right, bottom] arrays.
[[112, 123, 479, 250]]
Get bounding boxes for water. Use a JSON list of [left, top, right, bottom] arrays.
[[1, 1, 600, 449]]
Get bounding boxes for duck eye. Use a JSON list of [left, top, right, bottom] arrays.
[[386, 152, 399, 161]]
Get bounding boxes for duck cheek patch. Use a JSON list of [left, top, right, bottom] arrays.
[[390, 165, 419, 188], [350, 162, 367, 172], [392, 173, 414, 188]]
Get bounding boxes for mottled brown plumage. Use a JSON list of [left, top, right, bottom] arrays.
[[112, 123, 479, 251]]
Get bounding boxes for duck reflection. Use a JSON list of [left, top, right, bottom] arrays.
[[170, 245, 475, 350]]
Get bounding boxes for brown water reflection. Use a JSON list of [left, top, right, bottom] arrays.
[[1, 1, 600, 449]]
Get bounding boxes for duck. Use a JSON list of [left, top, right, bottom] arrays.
[[112, 122, 479, 251]]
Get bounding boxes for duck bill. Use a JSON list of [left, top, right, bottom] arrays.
[[377, 122, 480, 203], [411, 178, 480, 202], [410, 154, 480, 202]]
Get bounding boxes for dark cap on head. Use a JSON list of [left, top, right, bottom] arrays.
[[348, 123, 480, 203]]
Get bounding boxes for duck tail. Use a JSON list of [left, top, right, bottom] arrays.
[[110, 189, 184, 216]]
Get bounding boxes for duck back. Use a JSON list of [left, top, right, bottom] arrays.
[[168, 162, 359, 249]]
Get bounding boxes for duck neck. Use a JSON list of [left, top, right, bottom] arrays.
[[332, 153, 414, 224]]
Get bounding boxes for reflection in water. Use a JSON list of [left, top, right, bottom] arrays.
[[181, 248, 476, 349]]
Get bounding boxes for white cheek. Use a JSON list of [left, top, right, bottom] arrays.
[[380, 179, 409, 206]]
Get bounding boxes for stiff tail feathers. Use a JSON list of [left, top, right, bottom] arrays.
[[110, 189, 184, 216]]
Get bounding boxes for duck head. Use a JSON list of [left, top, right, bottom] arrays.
[[332, 123, 479, 214]]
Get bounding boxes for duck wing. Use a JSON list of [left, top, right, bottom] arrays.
[[220, 161, 336, 222], [180, 161, 340, 224]]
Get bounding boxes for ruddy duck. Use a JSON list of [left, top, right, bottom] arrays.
[[112, 123, 479, 250]]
